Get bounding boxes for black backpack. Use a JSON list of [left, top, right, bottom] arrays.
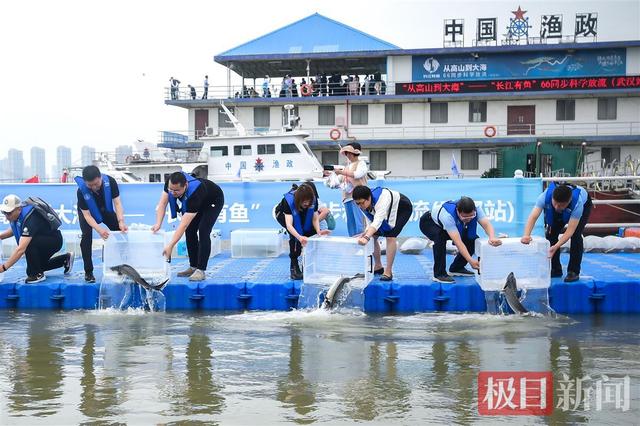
[[24, 197, 62, 231]]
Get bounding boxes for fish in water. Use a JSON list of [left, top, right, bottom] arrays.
[[502, 272, 528, 314], [110, 264, 169, 292], [321, 273, 364, 310]]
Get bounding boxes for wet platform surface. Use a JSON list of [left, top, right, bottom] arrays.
[[0, 251, 638, 314]]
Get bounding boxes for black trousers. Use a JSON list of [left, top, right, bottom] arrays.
[[275, 211, 316, 261], [186, 201, 224, 271], [79, 210, 120, 273], [420, 212, 476, 277], [547, 198, 593, 275], [25, 230, 66, 277]]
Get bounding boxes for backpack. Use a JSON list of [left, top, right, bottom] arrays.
[[24, 197, 62, 231]]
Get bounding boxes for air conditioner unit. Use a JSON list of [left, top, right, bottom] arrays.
[[205, 127, 217, 137], [335, 117, 346, 127]]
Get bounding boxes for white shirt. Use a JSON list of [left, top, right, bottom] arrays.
[[366, 188, 401, 231], [341, 159, 369, 201]]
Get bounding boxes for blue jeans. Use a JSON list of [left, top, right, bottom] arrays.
[[345, 200, 365, 237]]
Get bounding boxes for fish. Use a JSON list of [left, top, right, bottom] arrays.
[[110, 264, 169, 292], [501, 272, 528, 314], [321, 273, 364, 310]]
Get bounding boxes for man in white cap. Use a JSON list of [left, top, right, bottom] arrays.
[[0, 194, 73, 283]]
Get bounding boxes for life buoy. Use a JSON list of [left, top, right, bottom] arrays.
[[300, 84, 312, 96], [329, 128, 341, 140], [484, 125, 497, 138]]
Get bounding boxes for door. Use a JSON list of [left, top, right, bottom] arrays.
[[195, 110, 209, 140], [540, 154, 553, 176], [507, 106, 535, 135], [526, 153, 536, 174]]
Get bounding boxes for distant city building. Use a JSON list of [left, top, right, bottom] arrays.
[[30, 146, 46, 179], [115, 145, 133, 164], [0, 158, 10, 182], [8, 149, 25, 182], [56, 145, 72, 172], [81, 145, 96, 167], [50, 164, 60, 181]]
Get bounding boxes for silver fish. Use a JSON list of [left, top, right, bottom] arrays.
[[321, 273, 364, 310], [502, 272, 528, 314], [110, 264, 169, 292]]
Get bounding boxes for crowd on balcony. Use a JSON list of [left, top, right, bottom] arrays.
[[234, 72, 386, 99]]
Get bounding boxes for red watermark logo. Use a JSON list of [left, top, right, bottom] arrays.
[[478, 371, 553, 416]]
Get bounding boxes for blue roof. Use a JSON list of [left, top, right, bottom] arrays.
[[217, 13, 399, 58]]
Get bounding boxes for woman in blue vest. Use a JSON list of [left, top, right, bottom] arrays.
[[276, 183, 330, 280], [521, 182, 592, 282], [75, 165, 128, 283], [352, 185, 413, 281], [419, 196, 502, 283], [152, 171, 224, 281], [0, 194, 73, 283]]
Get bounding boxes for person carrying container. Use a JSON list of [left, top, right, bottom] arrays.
[[152, 171, 224, 281], [0, 194, 73, 283], [352, 185, 413, 281], [419, 196, 502, 283], [75, 165, 128, 283], [275, 182, 330, 280], [520, 182, 592, 282], [323, 143, 368, 236]]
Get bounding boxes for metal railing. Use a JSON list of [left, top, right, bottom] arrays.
[[159, 120, 640, 144]]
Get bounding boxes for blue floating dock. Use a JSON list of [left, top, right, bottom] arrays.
[[0, 251, 639, 314]]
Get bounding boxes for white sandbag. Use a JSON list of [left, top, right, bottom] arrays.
[[583, 235, 603, 253], [602, 235, 624, 253], [399, 237, 428, 254]]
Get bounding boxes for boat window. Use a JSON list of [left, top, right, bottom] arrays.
[[210, 146, 229, 157], [234, 145, 252, 156], [301, 143, 314, 157], [281, 144, 300, 154], [257, 144, 276, 155]]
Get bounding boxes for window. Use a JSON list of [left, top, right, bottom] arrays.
[[369, 150, 387, 170], [218, 107, 236, 128], [430, 103, 448, 123], [601, 147, 620, 165], [233, 145, 252, 156], [257, 144, 275, 155], [318, 105, 335, 126], [210, 146, 228, 157], [281, 144, 300, 154], [385, 104, 402, 124], [468, 101, 487, 122], [321, 151, 339, 166], [556, 100, 575, 121], [351, 104, 368, 125], [149, 173, 161, 182], [461, 149, 479, 170], [253, 107, 270, 127], [282, 106, 299, 126], [598, 98, 617, 120], [163, 173, 171, 182], [422, 150, 440, 170]]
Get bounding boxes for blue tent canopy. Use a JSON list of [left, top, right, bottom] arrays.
[[216, 13, 399, 59]]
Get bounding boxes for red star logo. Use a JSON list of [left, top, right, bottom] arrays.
[[512, 5, 527, 20]]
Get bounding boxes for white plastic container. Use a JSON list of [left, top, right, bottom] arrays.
[[230, 228, 285, 258], [0, 251, 3, 282], [1, 238, 17, 259], [475, 237, 550, 290], [303, 235, 374, 287], [58, 230, 82, 258], [103, 231, 169, 281], [167, 229, 222, 258]]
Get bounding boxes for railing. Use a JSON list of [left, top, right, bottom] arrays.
[[158, 121, 640, 144]]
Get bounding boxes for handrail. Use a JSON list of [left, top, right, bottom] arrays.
[[541, 176, 640, 181]]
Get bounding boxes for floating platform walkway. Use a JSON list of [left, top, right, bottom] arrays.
[[0, 252, 639, 314]]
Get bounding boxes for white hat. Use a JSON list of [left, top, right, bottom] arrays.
[[0, 194, 22, 213]]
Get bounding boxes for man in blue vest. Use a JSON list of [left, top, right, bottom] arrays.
[[521, 183, 592, 282], [420, 196, 502, 283], [0, 194, 73, 283], [75, 165, 128, 283], [152, 171, 224, 281]]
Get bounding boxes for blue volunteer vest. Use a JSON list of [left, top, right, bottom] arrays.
[[10, 205, 34, 244], [439, 200, 478, 238], [168, 172, 202, 219], [362, 187, 393, 233], [283, 190, 315, 235], [74, 174, 114, 224], [544, 182, 581, 226]]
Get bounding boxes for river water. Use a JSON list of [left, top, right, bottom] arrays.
[[0, 309, 638, 425]]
